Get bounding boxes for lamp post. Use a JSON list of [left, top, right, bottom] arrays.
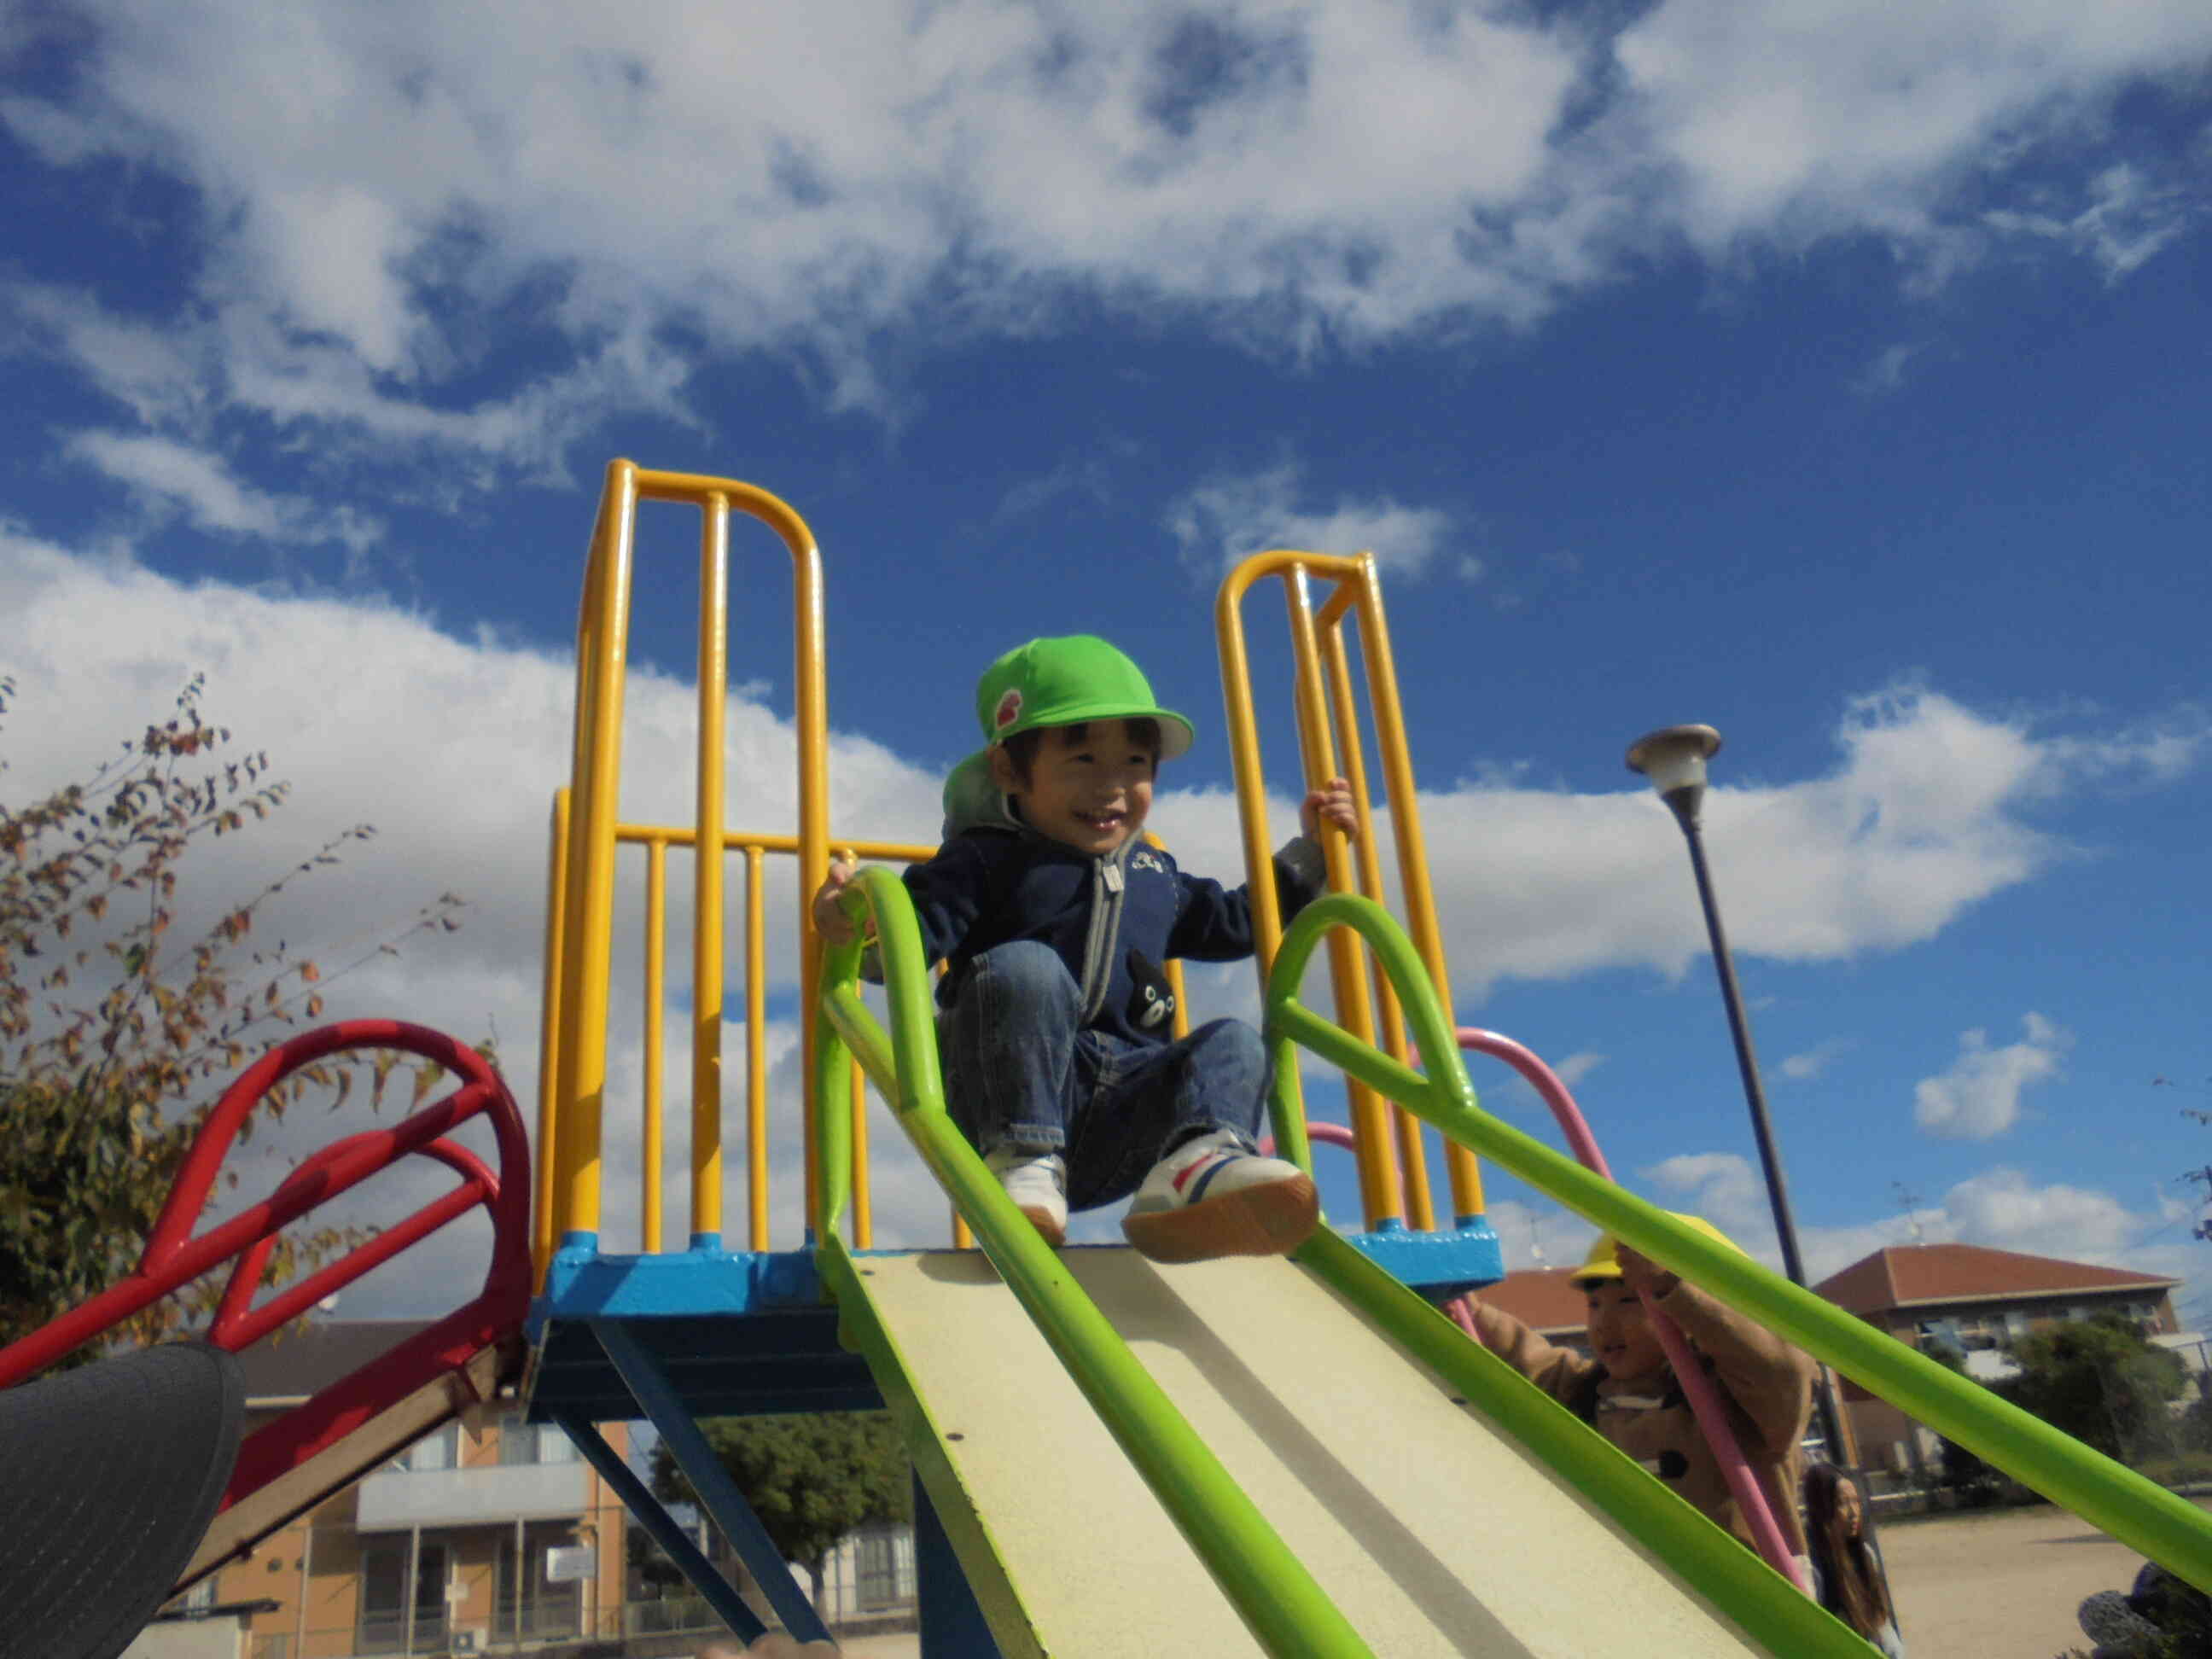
[[1627, 723, 1854, 1468]]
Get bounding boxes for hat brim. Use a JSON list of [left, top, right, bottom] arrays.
[[995, 701, 1194, 761], [0, 1342, 244, 1659]]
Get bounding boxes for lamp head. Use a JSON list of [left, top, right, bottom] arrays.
[[1626, 724, 1722, 821]]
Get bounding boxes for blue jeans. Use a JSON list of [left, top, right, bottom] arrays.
[[941, 940, 1271, 1212]]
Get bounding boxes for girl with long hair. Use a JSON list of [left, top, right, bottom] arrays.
[[1803, 1462, 1905, 1656]]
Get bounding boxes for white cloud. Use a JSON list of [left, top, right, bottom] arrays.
[[1612, 0, 2210, 260], [1852, 342, 1924, 397], [0, 521, 960, 1311], [1164, 460, 1459, 580], [1638, 1151, 2193, 1305], [63, 429, 384, 556], [1644, 1151, 1770, 1231], [1, 0, 2200, 518], [1417, 684, 2209, 997], [1983, 163, 2197, 282], [1913, 1013, 2071, 1139], [1483, 1198, 1598, 1277], [1779, 1039, 1851, 1082], [8, 530, 2209, 1314]]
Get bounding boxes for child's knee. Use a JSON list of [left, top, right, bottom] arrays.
[[971, 939, 1079, 1006], [946, 941, 1081, 1059], [1197, 1016, 1265, 1058], [1189, 1017, 1268, 1083]]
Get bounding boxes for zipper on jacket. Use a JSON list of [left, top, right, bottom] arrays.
[[1077, 851, 1129, 1023]]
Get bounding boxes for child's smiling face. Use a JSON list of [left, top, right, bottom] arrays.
[[1583, 1278, 1668, 1384], [992, 719, 1158, 856]]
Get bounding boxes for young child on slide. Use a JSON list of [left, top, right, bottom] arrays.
[[1464, 1215, 1818, 1560], [812, 633, 1355, 1263]]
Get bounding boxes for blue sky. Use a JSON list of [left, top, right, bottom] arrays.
[[3, 2, 2211, 1330]]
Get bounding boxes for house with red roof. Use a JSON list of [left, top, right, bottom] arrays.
[[1812, 1243, 2186, 1472]]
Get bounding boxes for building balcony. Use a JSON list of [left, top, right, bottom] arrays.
[[357, 1461, 589, 1530]]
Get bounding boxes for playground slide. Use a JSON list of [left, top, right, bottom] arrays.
[[843, 1244, 1774, 1659]]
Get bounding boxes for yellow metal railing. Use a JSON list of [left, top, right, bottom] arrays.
[[534, 463, 1454, 1284], [536, 462, 836, 1284], [1215, 552, 1484, 1232]]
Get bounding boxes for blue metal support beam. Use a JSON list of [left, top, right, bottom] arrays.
[[552, 1410, 767, 1649], [913, 1470, 1000, 1658], [592, 1318, 835, 1646]]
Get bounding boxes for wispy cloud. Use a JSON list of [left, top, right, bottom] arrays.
[[0, 0, 2200, 561], [1984, 164, 2197, 283], [1779, 1039, 1852, 1082], [63, 430, 384, 555], [1852, 342, 1924, 397], [1641, 1150, 2187, 1293], [1913, 1013, 2071, 1139], [1164, 460, 1460, 579]]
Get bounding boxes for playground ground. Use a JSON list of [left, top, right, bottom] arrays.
[[803, 1496, 2212, 1657], [1878, 1494, 2211, 1657]]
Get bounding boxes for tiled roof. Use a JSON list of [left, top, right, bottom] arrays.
[[226, 1318, 434, 1402], [1475, 1267, 1589, 1335], [1813, 1244, 2178, 1315]]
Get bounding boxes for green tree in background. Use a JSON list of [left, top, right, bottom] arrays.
[[649, 1412, 912, 1605], [1998, 1314, 2186, 1463], [0, 674, 464, 1359]]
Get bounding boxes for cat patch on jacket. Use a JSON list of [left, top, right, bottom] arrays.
[[1126, 949, 1177, 1030]]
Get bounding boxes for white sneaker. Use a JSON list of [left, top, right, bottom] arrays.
[[986, 1145, 1068, 1248], [1121, 1130, 1318, 1264]]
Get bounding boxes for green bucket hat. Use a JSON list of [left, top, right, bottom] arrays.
[[943, 635, 1195, 821]]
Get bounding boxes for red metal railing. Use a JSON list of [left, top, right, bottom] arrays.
[[0, 1021, 533, 1543]]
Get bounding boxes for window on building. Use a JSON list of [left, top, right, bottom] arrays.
[[160, 1575, 218, 1616], [495, 1521, 583, 1641], [853, 1528, 905, 1611], [496, 1411, 582, 1466], [358, 1540, 450, 1655], [384, 1421, 460, 1475]]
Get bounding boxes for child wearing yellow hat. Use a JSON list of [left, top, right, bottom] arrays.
[[1464, 1214, 1816, 1557]]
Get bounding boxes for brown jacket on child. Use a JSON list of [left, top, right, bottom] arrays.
[[1471, 1279, 1815, 1556]]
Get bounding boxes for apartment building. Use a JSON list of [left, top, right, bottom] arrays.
[[1813, 1242, 2190, 1470], [180, 1319, 631, 1659]]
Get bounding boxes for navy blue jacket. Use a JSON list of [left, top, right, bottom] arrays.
[[902, 808, 1326, 1047]]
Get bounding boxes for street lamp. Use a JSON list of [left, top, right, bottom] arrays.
[[1627, 723, 1853, 1466]]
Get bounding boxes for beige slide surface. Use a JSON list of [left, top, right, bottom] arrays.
[[860, 1246, 1769, 1658]]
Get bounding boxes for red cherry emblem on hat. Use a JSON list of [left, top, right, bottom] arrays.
[[994, 688, 1023, 731]]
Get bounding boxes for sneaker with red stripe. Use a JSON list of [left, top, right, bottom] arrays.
[[1121, 1129, 1318, 1264]]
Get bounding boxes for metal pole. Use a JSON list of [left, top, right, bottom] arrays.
[[1667, 792, 1853, 1467], [403, 1523, 420, 1659], [294, 1516, 312, 1659], [513, 1514, 527, 1652]]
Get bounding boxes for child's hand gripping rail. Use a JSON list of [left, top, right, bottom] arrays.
[[1266, 892, 2212, 1597], [1449, 1027, 1807, 1592], [812, 866, 1376, 1659]]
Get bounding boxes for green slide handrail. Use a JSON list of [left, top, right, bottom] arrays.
[[814, 867, 1377, 1659], [1295, 1225, 1872, 1656], [1268, 892, 2212, 1595]]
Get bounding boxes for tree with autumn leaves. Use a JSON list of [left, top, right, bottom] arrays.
[[0, 673, 464, 1358]]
